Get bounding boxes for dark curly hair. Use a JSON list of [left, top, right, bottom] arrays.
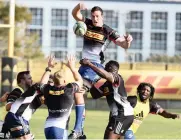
[[137, 82, 155, 100]]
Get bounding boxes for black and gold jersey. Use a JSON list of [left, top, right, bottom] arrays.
[[83, 18, 120, 63]]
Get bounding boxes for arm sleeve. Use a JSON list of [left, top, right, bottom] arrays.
[[127, 96, 137, 108], [65, 83, 80, 95], [149, 100, 162, 114], [104, 25, 120, 41], [7, 88, 22, 104]]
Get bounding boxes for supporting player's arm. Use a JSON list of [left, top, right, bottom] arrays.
[[72, 3, 87, 21], [80, 59, 114, 83], [40, 55, 57, 84], [64, 55, 83, 88]]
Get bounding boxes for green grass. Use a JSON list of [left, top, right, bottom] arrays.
[[1, 106, 181, 139]]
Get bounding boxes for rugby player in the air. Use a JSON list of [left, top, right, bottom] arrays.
[[70, 3, 133, 139]]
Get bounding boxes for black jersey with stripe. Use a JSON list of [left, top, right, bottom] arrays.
[[7, 87, 24, 104], [9, 84, 43, 121], [83, 18, 120, 63], [41, 83, 79, 118], [99, 74, 133, 116]]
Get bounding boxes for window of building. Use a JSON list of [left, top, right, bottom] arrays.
[[26, 29, 42, 45], [130, 32, 142, 49], [151, 12, 167, 30], [82, 10, 118, 28], [51, 30, 67, 48], [52, 9, 68, 26], [176, 13, 181, 30], [151, 33, 167, 50], [76, 36, 83, 48], [104, 10, 118, 28], [175, 33, 181, 51], [29, 8, 43, 25], [104, 52, 117, 60], [126, 11, 143, 29], [54, 51, 67, 60], [76, 51, 82, 60], [135, 53, 142, 62]]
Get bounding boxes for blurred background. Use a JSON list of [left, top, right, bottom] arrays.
[[1, 0, 181, 138]]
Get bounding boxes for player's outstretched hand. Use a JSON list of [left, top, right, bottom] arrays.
[[80, 58, 91, 65], [124, 34, 133, 44], [48, 54, 57, 68], [80, 2, 87, 10], [65, 54, 76, 71]]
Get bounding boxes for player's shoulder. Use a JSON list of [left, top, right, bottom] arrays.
[[11, 87, 23, 94], [127, 96, 138, 108], [127, 96, 137, 101], [103, 24, 114, 32], [85, 18, 92, 24], [66, 82, 78, 88]]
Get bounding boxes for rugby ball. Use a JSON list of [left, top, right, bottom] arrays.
[[73, 21, 87, 36]]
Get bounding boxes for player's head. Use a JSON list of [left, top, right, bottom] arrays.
[[91, 6, 103, 27], [17, 71, 33, 88], [105, 60, 119, 74], [53, 70, 65, 86], [137, 82, 155, 102]]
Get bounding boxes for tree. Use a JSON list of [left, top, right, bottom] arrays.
[[0, 1, 44, 59]]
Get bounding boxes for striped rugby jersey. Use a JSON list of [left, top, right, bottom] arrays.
[[82, 18, 120, 63], [9, 84, 43, 121]]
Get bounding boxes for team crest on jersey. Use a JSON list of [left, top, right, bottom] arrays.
[[49, 90, 64, 95], [85, 30, 104, 41]]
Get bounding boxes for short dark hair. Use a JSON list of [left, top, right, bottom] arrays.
[[91, 6, 103, 15], [137, 82, 155, 100], [105, 60, 119, 73], [17, 71, 30, 84]]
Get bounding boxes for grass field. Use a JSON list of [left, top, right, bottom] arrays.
[[1, 106, 181, 139]]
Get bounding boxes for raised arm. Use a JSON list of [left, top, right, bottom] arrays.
[[65, 55, 83, 88], [72, 3, 87, 21], [115, 34, 133, 49], [40, 55, 57, 84], [80, 59, 114, 83]]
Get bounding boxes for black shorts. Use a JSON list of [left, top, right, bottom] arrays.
[[106, 115, 134, 136], [3, 112, 30, 138]]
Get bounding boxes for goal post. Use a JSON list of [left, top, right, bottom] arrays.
[[0, 0, 15, 57]]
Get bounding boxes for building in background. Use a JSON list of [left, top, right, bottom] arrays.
[[16, 0, 181, 62]]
